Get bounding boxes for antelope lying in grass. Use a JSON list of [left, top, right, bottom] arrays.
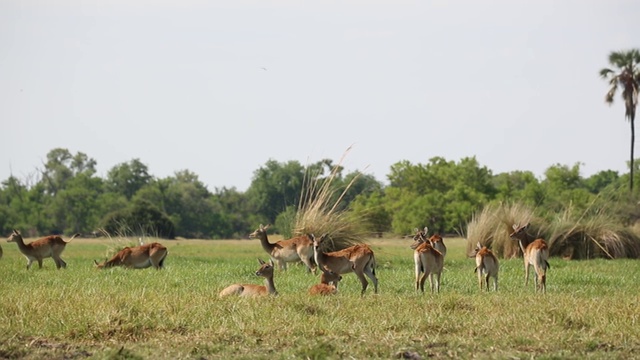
[[249, 224, 316, 273], [219, 259, 277, 297], [472, 242, 499, 291], [7, 229, 80, 269], [94, 242, 168, 269], [410, 228, 444, 293], [509, 223, 551, 293], [312, 234, 378, 295], [309, 268, 343, 295]]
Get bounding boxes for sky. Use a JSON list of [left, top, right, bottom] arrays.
[[1, 0, 639, 192]]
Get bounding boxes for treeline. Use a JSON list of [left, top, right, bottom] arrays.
[[1, 148, 638, 239]]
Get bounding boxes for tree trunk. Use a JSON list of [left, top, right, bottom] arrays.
[[631, 114, 635, 192]]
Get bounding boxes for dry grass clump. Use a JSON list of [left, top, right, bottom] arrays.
[[291, 149, 367, 252], [466, 202, 544, 258], [467, 201, 640, 260], [547, 207, 640, 259]]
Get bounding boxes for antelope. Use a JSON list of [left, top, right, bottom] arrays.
[[7, 229, 80, 269], [509, 223, 551, 293], [219, 259, 277, 297], [309, 268, 343, 295], [411, 227, 447, 257], [249, 224, 316, 273], [94, 242, 168, 269], [410, 228, 445, 293], [472, 242, 499, 292], [311, 234, 378, 295]]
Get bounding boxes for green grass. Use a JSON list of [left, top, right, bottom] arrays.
[[0, 237, 638, 359]]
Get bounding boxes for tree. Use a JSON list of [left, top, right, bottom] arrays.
[[246, 160, 305, 224], [600, 49, 640, 191], [105, 159, 152, 199], [40, 148, 97, 195]]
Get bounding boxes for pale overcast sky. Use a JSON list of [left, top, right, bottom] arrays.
[[1, 1, 638, 191]]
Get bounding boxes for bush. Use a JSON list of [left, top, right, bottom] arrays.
[[100, 200, 175, 239]]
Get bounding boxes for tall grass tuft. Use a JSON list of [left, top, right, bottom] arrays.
[[466, 202, 544, 258], [292, 148, 367, 251], [467, 201, 640, 260], [548, 205, 640, 259]]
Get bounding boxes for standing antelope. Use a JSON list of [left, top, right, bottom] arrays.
[[472, 242, 499, 292], [249, 224, 316, 273], [410, 229, 444, 293], [411, 227, 447, 257], [219, 259, 277, 297], [309, 268, 343, 295], [410, 228, 445, 293], [312, 234, 378, 295], [509, 223, 551, 293], [7, 229, 79, 269], [94, 242, 168, 269]]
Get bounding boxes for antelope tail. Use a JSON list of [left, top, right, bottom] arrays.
[[66, 233, 81, 243]]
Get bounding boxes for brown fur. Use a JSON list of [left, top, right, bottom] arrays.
[[7, 229, 79, 269], [312, 234, 378, 295], [309, 269, 342, 295], [410, 227, 444, 293], [510, 223, 551, 293], [473, 242, 499, 291], [249, 224, 316, 273], [94, 242, 168, 269], [219, 259, 277, 297], [410, 227, 446, 256], [414, 241, 444, 293]]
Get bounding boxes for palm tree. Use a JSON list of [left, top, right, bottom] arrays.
[[600, 49, 640, 192]]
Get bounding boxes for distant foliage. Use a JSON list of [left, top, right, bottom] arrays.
[[101, 200, 176, 239]]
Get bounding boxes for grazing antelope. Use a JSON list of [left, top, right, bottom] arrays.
[[249, 224, 316, 273], [311, 234, 378, 295], [509, 223, 551, 293], [7, 229, 80, 269], [472, 242, 499, 292], [94, 242, 168, 269], [219, 259, 277, 297], [309, 268, 343, 295]]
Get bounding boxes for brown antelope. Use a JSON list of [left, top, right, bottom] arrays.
[[411, 227, 447, 257], [410, 228, 445, 293], [7, 229, 80, 269], [509, 223, 551, 293], [410, 231, 444, 293], [249, 224, 316, 273], [472, 242, 499, 291], [312, 234, 378, 295], [219, 259, 277, 297], [309, 269, 343, 295], [94, 242, 168, 269]]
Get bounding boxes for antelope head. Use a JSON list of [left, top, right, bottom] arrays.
[[249, 224, 271, 239]]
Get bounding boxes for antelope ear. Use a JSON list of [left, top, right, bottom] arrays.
[[258, 258, 265, 265], [476, 242, 482, 249], [423, 227, 429, 234], [269, 259, 275, 267], [512, 224, 519, 230], [264, 224, 271, 230], [413, 228, 419, 233]]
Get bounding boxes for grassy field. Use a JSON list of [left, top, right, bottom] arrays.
[[0, 235, 638, 359]]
